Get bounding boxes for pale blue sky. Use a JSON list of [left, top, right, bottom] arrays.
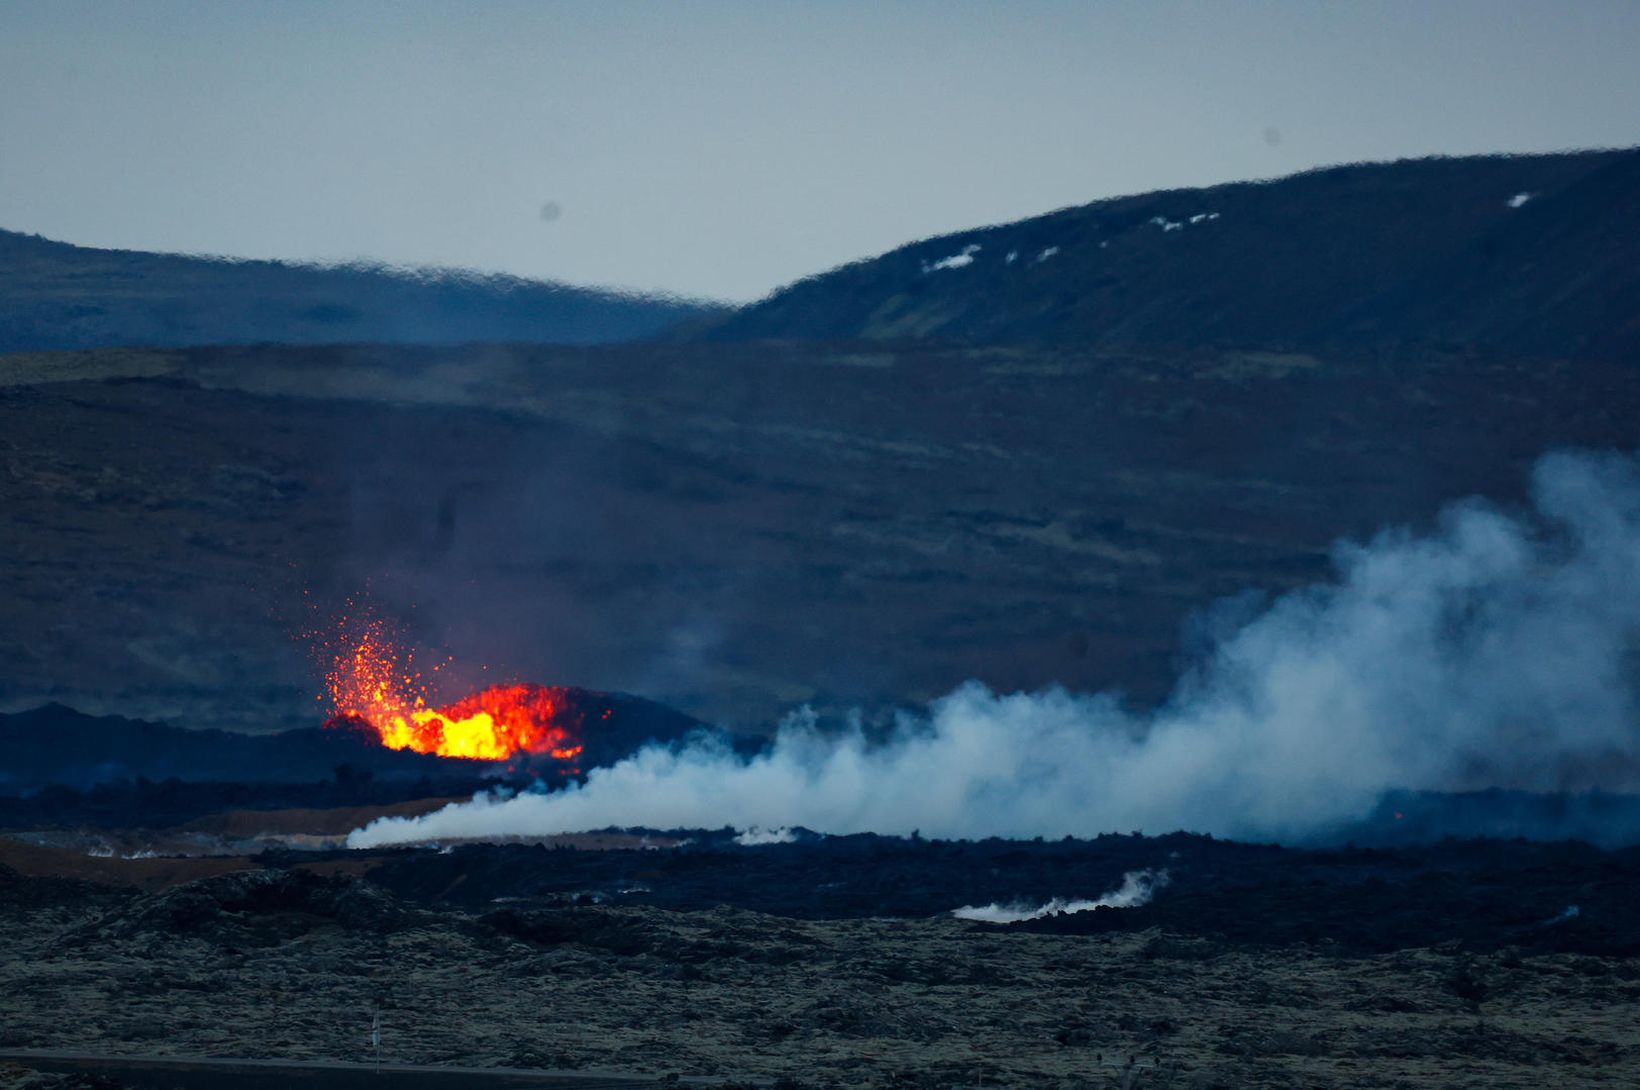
[[3, 0, 1638, 300]]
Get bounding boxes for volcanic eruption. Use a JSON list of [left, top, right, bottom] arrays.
[[318, 607, 586, 767]]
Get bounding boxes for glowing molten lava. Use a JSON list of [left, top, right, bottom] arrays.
[[320, 611, 583, 765], [356, 681, 584, 763]]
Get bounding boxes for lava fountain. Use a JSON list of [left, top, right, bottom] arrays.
[[318, 608, 585, 767]]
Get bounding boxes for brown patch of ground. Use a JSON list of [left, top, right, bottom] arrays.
[[180, 798, 467, 839], [0, 820, 689, 896], [0, 839, 253, 892]]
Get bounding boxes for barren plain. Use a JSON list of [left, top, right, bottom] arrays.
[[2, 831, 1638, 1089]]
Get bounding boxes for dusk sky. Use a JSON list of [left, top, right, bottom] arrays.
[[3, 0, 1639, 301]]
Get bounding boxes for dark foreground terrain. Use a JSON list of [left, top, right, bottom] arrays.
[[2, 827, 1638, 1089], [0, 1054, 671, 1090]]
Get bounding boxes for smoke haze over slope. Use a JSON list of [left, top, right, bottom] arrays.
[[352, 451, 1640, 847]]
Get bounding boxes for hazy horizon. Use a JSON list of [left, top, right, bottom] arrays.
[[5, 0, 1640, 301]]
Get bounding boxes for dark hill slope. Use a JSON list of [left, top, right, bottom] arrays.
[[709, 150, 1640, 358], [4, 339, 1637, 732], [0, 694, 705, 793], [0, 229, 722, 352]]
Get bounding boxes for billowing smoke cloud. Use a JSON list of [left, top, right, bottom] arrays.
[[351, 451, 1640, 848], [953, 869, 1170, 923]]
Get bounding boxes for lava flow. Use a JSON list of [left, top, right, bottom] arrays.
[[319, 612, 583, 765]]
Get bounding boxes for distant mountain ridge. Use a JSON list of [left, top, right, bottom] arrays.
[[707, 149, 1640, 360], [0, 229, 724, 353]]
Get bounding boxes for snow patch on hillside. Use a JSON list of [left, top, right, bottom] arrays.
[[924, 244, 981, 272]]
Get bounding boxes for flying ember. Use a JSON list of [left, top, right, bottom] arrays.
[[318, 609, 583, 765]]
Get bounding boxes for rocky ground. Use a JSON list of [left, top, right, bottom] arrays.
[[2, 847, 1638, 1089]]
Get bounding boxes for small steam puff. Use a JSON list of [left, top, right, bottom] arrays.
[[734, 826, 796, 846], [953, 868, 1169, 923], [350, 451, 1640, 848]]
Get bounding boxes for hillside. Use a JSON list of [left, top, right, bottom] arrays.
[[0, 229, 722, 352], [4, 151, 1640, 737], [708, 149, 1640, 358], [3, 338, 1636, 734], [0, 691, 704, 793]]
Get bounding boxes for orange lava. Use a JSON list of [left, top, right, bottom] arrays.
[[320, 609, 583, 765], [390, 683, 584, 763]]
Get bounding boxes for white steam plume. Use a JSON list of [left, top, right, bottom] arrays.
[[953, 868, 1170, 923], [351, 451, 1640, 848], [733, 826, 797, 846]]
